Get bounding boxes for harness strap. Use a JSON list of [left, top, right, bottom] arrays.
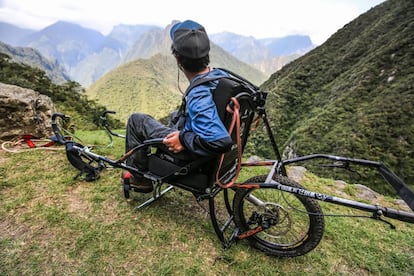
[[172, 76, 224, 125], [250, 114, 262, 131], [215, 97, 242, 188]]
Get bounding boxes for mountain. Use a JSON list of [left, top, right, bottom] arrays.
[[108, 24, 161, 50], [123, 26, 169, 62], [253, 54, 302, 77], [15, 21, 132, 86], [20, 21, 118, 71], [209, 32, 272, 63], [210, 32, 314, 75], [72, 24, 161, 86], [0, 41, 70, 84], [259, 35, 314, 56], [0, 22, 35, 46], [258, 0, 414, 193], [210, 32, 313, 62]]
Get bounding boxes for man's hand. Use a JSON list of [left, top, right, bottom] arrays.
[[163, 131, 184, 153]]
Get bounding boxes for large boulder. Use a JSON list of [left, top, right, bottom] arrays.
[[0, 82, 55, 140]]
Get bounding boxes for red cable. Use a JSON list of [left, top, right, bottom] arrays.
[[216, 97, 242, 188]]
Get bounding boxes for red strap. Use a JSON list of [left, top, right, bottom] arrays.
[[216, 97, 242, 188], [22, 136, 36, 148], [42, 141, 55, 147], [250, 114, 262, 131]]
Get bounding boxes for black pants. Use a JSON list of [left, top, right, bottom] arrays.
[[125, 113, 175, 168]]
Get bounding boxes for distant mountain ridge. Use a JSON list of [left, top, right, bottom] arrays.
[[0, 22, 35, 46], [209, 32, 314, 76], [108, 24, 160, 50], [0, 20, 309, 86], [209, 32, 313, 61], [0, 41, 69, 84], [260, 35, 313, 55], [20, 21, 123, 77]]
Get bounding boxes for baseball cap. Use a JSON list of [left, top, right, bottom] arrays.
[[170, 20, 210, 59]]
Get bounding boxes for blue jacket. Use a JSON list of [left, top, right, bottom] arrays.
[[178, 68, 233, 156]]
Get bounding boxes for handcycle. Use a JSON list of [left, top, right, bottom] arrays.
[[51, 68, 414, 258]]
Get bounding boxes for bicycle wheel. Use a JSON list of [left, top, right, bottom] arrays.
[[233, 174, 325, 257]]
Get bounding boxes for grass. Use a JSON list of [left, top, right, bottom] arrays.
[[1, 130, 413, 275]]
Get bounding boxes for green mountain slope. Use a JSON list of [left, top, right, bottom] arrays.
[[86, 54, 185, 124], [260, 0, 413, 193]]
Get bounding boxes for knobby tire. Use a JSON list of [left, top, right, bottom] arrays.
[[233, 175, 325, 257]]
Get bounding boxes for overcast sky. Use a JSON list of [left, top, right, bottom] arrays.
[[0, 0, 386, 45]]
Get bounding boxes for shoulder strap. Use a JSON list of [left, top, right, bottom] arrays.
[[172, 76, 226, 125], [172, 70, 255, 125], [183, 76, 224, 97], [216, 67, 259, 90]]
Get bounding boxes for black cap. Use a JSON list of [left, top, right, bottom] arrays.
[[170, 20, 210, 59]]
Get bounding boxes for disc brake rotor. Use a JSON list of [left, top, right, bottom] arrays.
[[251, 202, 292, 238]]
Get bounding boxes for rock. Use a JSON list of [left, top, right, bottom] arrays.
[[0, 82, 55, 140], [246, 155, 262, 162], [334, 180, 347, 190], [394, 199, 410, 211], [288, 166, 307, 182], [354, 184, 380, 201]]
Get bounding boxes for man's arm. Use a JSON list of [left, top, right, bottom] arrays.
[[178, 130, 232, 156]]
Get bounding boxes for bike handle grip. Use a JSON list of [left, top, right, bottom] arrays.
[[384, 208, 414, 224], [51, 113, 70, 121], [51, 113, 70, 144], [102, 110, 116, 116]]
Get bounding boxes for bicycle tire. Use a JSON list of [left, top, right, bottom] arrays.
[[233, 174, 325, 257]]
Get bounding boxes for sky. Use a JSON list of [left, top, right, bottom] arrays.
[[0, 0, 387, 45]]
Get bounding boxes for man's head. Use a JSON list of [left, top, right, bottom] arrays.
[[170, 20, 210, 59], [170, 20, 210, 73]]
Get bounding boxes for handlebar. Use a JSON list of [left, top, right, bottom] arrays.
[[143, 138, 164, 146], [51, 113, 71, 144], [52, 113, 70, 121], [100, 110, 125, 138], [102, 110, 116, 116], [383, 207, 414, 224]]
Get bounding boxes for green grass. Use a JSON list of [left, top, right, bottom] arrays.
[[1, 131, 413, 275]]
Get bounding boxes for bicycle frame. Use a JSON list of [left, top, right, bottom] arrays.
[[256, 114, 414, 219]]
